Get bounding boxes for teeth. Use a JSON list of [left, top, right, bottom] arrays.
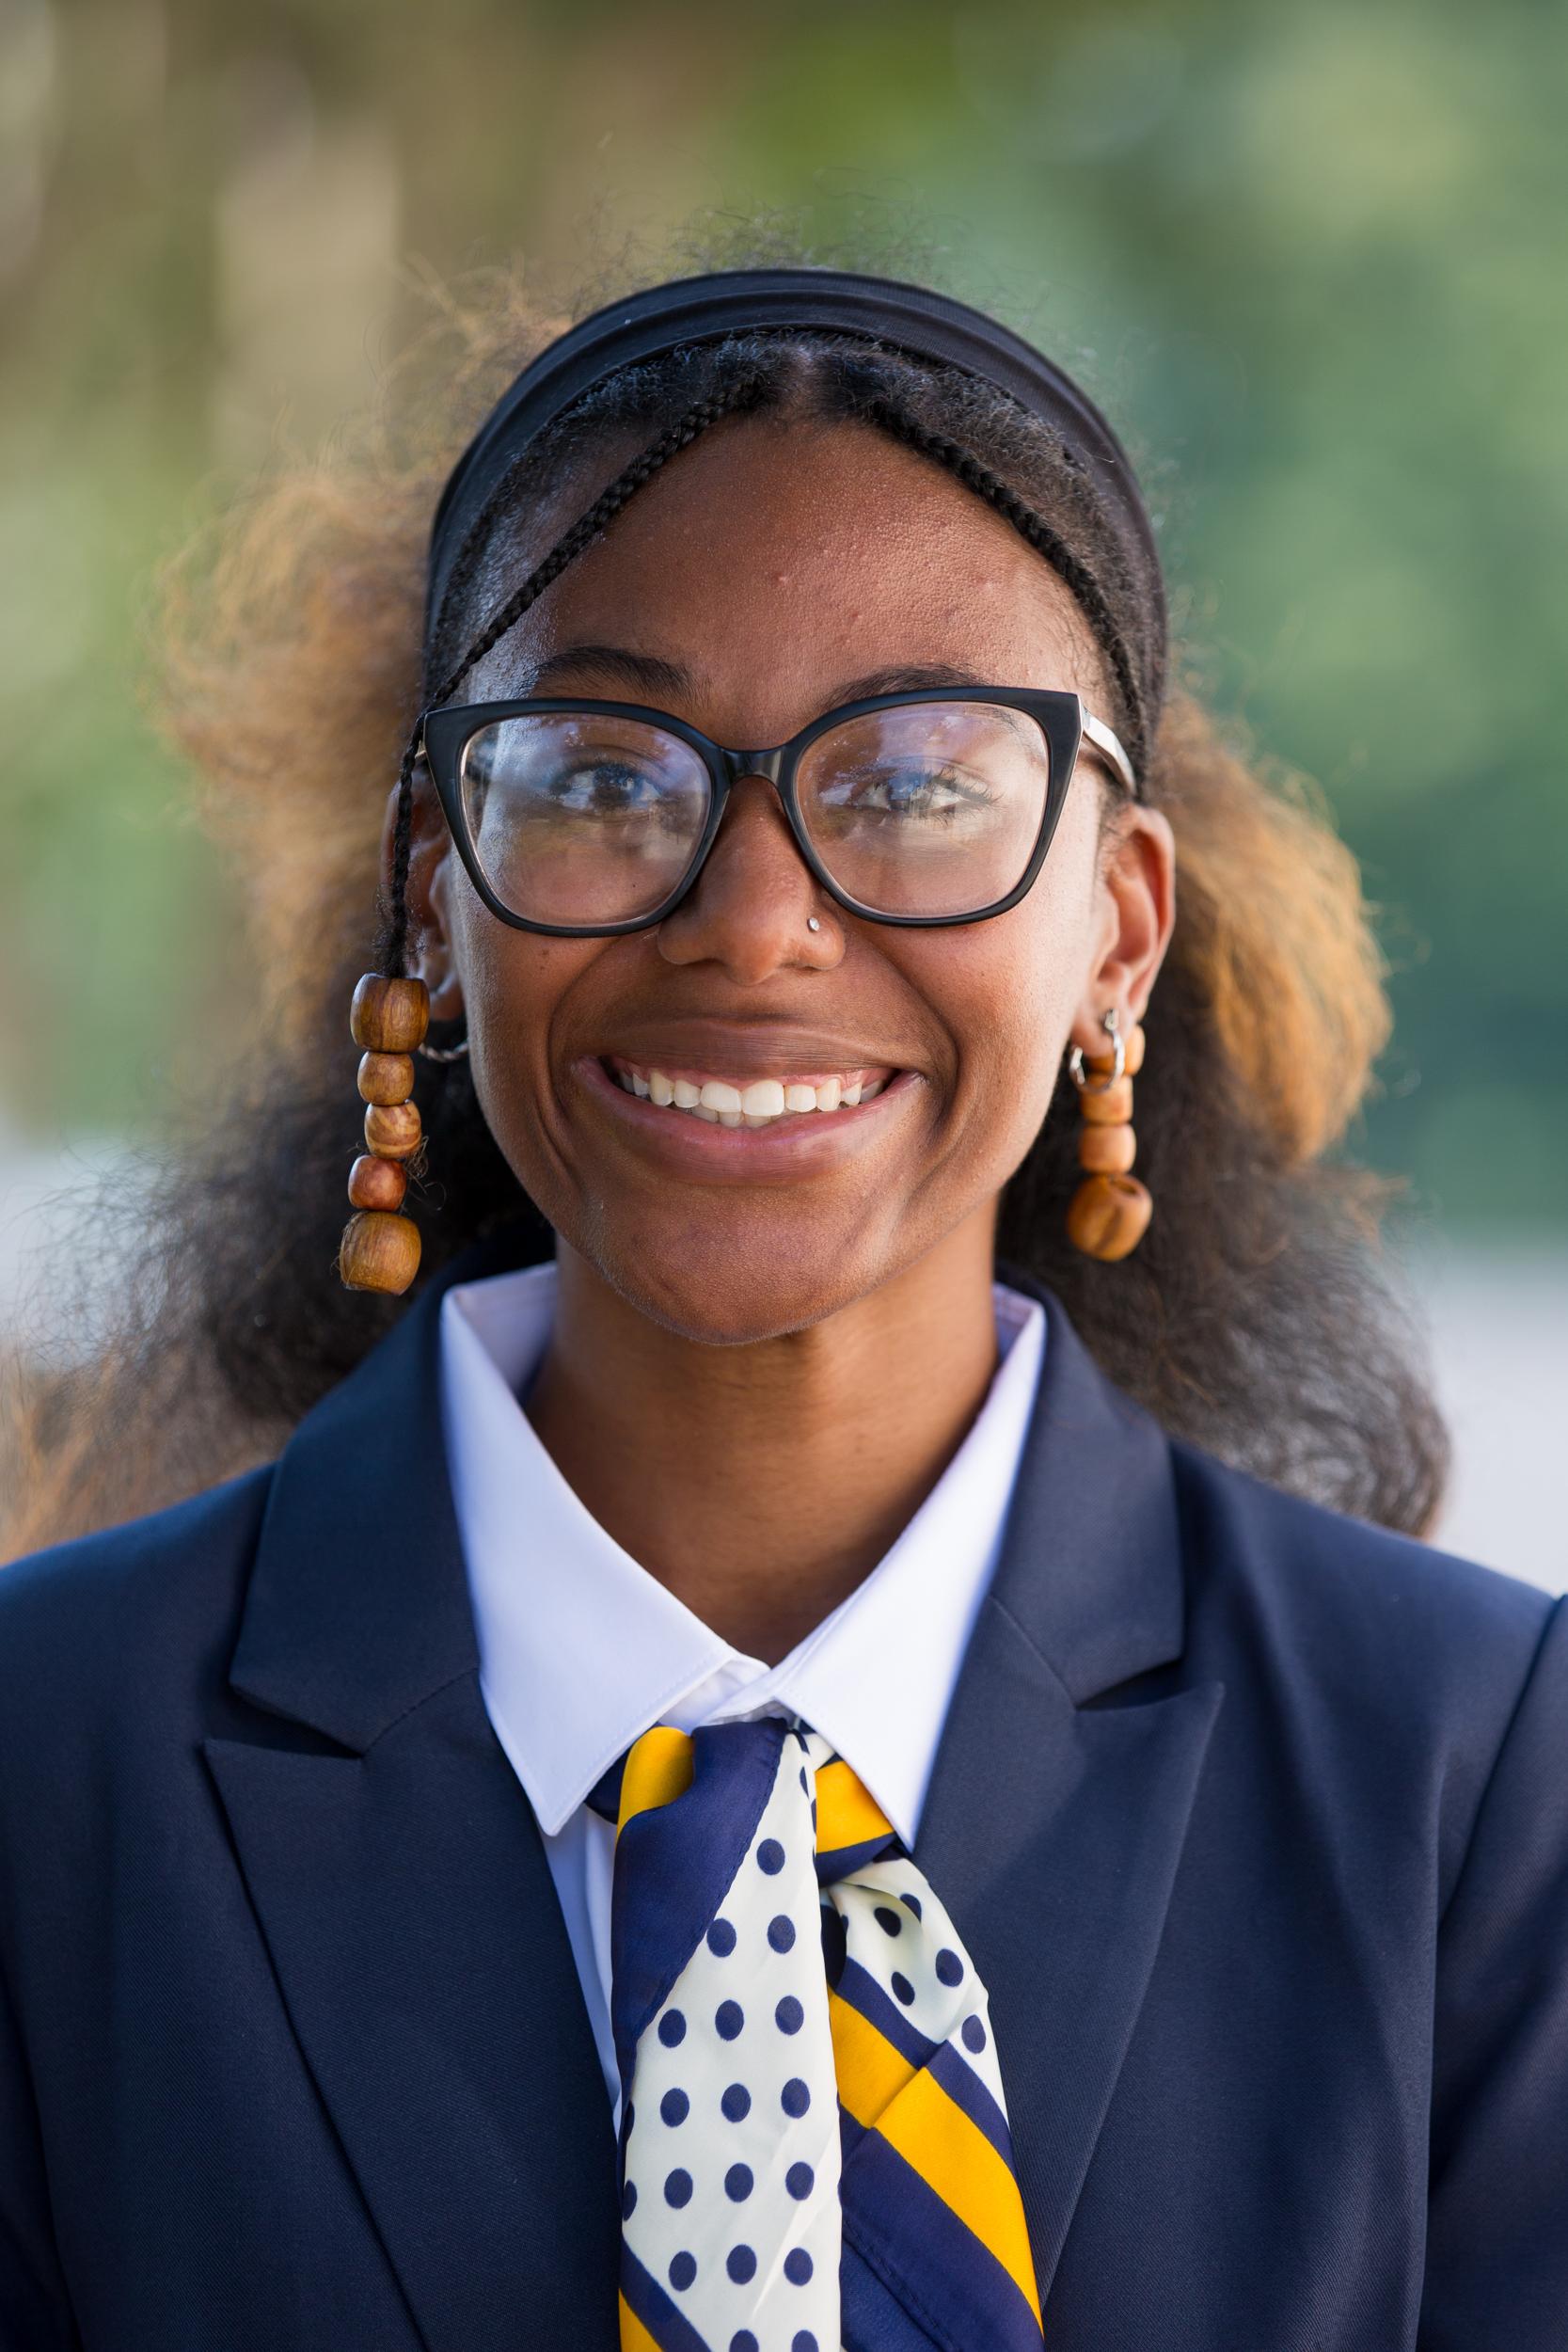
[[611, 1060, 893, 1127]]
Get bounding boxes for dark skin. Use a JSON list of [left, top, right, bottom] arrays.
[[392, 416, 1177, 1661]]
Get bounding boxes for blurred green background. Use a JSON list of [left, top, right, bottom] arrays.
[[3, 0, 1565, 1233]]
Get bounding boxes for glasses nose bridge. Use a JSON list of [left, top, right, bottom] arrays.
[[720, 743, 787, 789]]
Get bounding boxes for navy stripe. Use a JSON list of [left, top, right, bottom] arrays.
[[835, 1955, 942, 2071], [927, 2040, 1015, 2167], [816, 1830, 899, 1884], [610, 1718, 782, 2080], [838, 2109, 1044, 2351], [840, 2236, 945, 2350], [620, 2243, 717, 2352]]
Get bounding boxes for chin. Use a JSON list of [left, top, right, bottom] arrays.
[[588, 1216, 891, 1348]]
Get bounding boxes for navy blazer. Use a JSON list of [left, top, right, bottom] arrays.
[[1, 1219, 1564, 2351]]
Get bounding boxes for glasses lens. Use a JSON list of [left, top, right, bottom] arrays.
[[457, 711, 711, 927], [795, 701, 1053, 917]]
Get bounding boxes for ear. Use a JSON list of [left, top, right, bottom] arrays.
[[1069, 801, 1177, 1057], [376, 756, 467, 1024]]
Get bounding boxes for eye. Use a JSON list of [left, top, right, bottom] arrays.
[[828, 761, 997, 821], [547, 756, 667, 812]]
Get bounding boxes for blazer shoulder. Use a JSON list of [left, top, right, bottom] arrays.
[[1169, 1434, 1560, 1891], [0, 1465, 276, 1729], [1170, 1430, 1554, 1686]]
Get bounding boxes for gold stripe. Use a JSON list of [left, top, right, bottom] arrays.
[[616, 1725, 693, 1838], [618, 2290, 662, 2352], [830, 1989, 1041, 2328], [816, 1757, 893, 1855]]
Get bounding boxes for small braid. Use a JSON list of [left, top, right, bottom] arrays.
[[383, 373, 770, 976], [854, 393, 1152, 786]]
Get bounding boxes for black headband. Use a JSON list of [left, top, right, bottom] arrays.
[[424, 264, 1166, 730]]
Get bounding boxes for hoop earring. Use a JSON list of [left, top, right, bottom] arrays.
[[338, 973, 429, 1295], [1065, 1007, 1153, 1262], [418, 1031, 469, 1063]]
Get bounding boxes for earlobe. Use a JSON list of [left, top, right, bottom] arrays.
[[377, 768, 466, 1025]]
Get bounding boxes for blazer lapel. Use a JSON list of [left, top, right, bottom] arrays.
[[204, 1224, 619, 2352], [914, 1270, 1223, 2307]]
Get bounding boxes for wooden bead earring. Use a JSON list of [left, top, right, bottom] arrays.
[[1065, 1006, 1153, 1262], [337, 972, 429, 1295]]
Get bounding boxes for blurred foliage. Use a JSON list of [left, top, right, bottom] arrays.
[[1, 0, 1564, 1224]]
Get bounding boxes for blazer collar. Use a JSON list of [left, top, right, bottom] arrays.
[[230, 1230, 1185, 1753]]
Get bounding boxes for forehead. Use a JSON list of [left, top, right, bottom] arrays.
[[461, 414, 1114, 729]]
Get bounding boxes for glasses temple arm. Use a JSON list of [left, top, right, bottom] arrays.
[[1080, 708, 1137, 796]]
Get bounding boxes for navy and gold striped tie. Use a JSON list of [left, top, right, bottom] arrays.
[[591, 1715, 1042, 2350]]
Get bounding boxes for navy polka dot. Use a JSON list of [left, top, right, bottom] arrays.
[[731, 2336, 759, 2352], [727, 2244, 758, 2284], [781, 2076, 811, 2117], [776, 1994, 804, 2035], [935, 1947, 964, 1986], [799, 1767, 809, 1792], [659, 2088, 689, 2127], [621, 2179, 637, 2218], [724, 2162, 753, 2202], [891, 1972, 915, 2007], [874, 1905, 904, 1937], [669, 2250, 696, 2292], [793, 2334, 819, 2352], [962, 2014, 988, 2054], [707, 1919, 736, 1958], [757, 1838, 785, 1875], [721, 2081, 751, 2122], [716, 1999, 745, 2042], [657, 2010, 687, 2048], [768, 1915, 796, 1953], [785, 2160, 815, 2201], [784, 2248, 814, 2285], [901, 1892, 924, 1919], [664, 2168, 692, 2209]]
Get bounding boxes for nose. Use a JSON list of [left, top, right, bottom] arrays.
[[655, 773, 842, 983]]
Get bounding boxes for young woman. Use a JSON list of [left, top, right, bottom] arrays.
[[1, 262, 1563, 2352]]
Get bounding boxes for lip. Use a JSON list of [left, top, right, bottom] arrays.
[[574, 1051, 923, 1184]]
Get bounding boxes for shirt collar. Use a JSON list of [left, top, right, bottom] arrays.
[[439, 1260, 1045, 1847]]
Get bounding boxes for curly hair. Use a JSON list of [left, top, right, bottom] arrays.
[[0, 252, 1449, 1559]]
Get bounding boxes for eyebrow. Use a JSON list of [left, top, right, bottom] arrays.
[[524, 645, 1000, 710]]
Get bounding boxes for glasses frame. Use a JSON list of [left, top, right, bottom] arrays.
[[418, 685, 1134, 938]]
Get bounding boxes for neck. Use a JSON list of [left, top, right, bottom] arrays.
[[523, 1216, 1004, 1663]]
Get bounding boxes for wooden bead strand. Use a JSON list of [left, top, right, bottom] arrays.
[[1065, 1009, 1153, 1263], [338, 973, 429, 1295]]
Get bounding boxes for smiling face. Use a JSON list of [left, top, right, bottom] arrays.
[[398, 411, 1176, 1343]]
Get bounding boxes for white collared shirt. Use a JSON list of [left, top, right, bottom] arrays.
[[438, 1257, 1046, 2110]]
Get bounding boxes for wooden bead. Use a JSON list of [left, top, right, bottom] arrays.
[[351, 973, 429, 1054], [364, 1100, 421, 1159], [347, 1152, 408, 1212], [1123, 1024, 1146, 1076], [338, 1209, 421, 1295], [1079, 1073, 1134, 1124], [1079, 1120, 1137, 1175], [357, 1050, 415, 1105], [1066, 1173, 1153, 1262]]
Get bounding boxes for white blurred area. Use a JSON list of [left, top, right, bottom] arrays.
[[2, 1121, 1564, 1594]]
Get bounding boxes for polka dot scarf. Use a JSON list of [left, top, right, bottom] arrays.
[[593, 1717, 1043, 2350]]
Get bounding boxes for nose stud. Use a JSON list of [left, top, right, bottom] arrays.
[[806, 915, 822, 933]]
